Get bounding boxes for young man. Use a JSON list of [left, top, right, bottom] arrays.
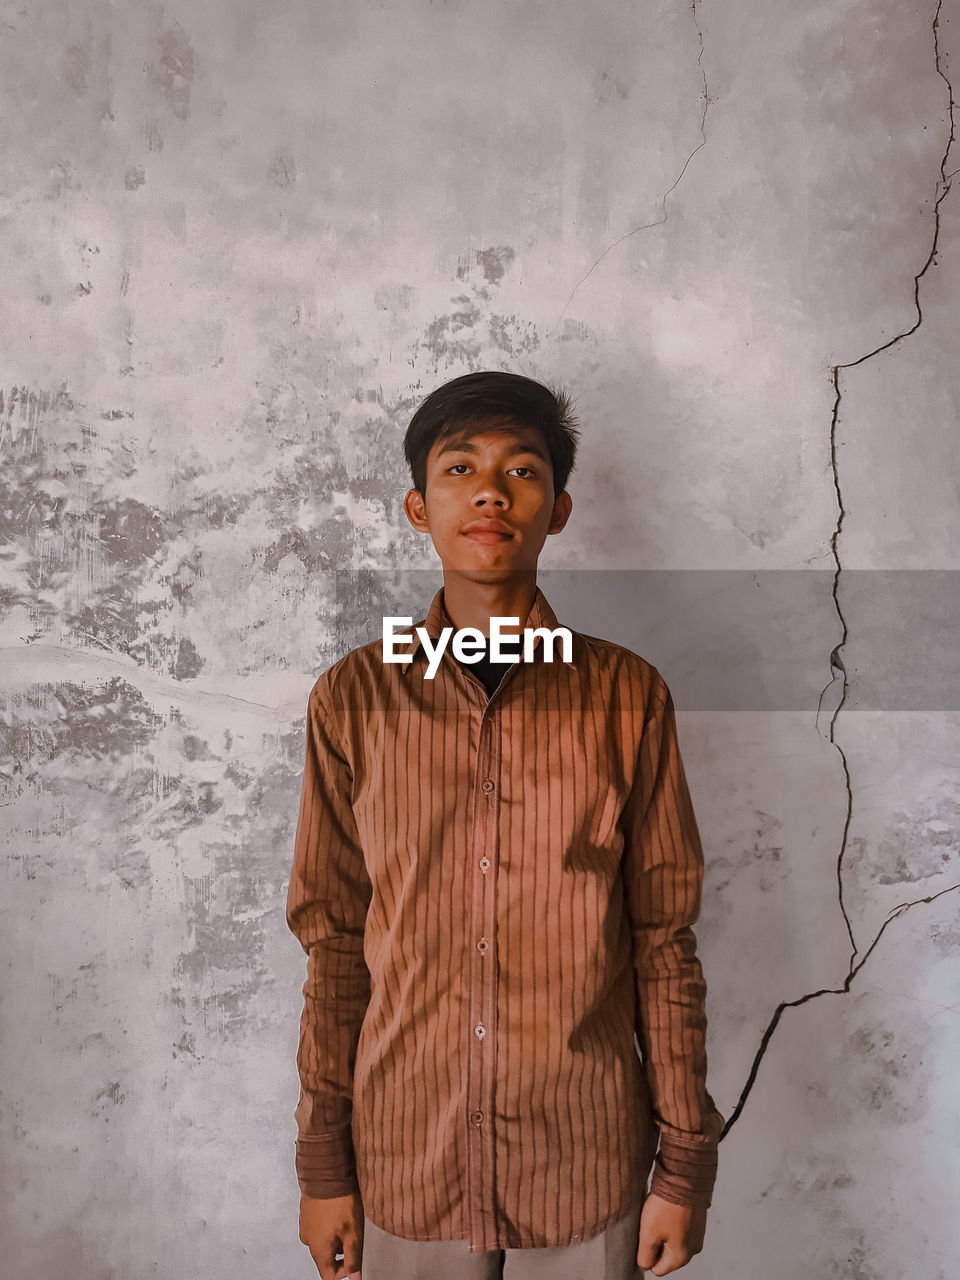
[[286, 371, 725, 1280]]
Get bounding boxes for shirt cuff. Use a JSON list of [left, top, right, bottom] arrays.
[[648, 1112, 723, 1209], [295, 1126, 360, 1200]]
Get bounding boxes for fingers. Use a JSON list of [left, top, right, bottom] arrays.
[[635, 1194, 704, 1275], [299, 1190, 365, 1279], [308, 1234, 363, 1280], [307, 1244, 361, 1280], [306, 1243, 339, 1280], [637, 1241, 690, 1277], [636, 1228, 664, 1272], [340, 1224, 364, 1279]]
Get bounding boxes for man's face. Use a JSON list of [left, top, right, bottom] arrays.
[[403, 420, 572, 577]]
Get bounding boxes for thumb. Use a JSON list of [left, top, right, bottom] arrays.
[[636, 1232, 664, 1271], [341, 1225, 363, 1279], [649, 1241, 685, 1277]]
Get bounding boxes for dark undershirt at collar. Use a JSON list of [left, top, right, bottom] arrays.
[[451, 639, 507, 697]]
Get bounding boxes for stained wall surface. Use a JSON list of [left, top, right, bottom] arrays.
[[1, 2, 958, 1277]]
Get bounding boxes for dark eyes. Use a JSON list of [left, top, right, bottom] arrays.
[[448, 464, 535, 477]]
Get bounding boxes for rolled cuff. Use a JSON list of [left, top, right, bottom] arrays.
[[648, 1110, 723, 1209], [295, 1125, 359, 1200]]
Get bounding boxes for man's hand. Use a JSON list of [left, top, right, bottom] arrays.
[[299, 1190, 365, 1280], [635, 1192, 708, 1276]]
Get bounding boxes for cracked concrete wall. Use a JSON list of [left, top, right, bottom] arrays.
[[1, 2, 957, 1276]]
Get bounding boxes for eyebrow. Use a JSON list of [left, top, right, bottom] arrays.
[[436, 436, 550, 463]]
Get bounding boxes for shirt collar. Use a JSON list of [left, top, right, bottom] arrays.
[[404, 584, 577, 669]]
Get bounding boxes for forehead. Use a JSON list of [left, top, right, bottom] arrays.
[[430, 419, 549, 461]]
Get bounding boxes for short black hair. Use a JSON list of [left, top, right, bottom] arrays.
[[403, 371, 579, 499]]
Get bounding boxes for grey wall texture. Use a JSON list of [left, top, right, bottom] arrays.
[[2, 1, 959, 1276]]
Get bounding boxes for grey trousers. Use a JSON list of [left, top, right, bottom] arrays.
[[360, 1201, 645, 1280]]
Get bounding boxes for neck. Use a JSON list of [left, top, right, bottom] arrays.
[[440, 569, 538, 637]]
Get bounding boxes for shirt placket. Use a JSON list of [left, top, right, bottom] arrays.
[[464, 685, 503, 1251]]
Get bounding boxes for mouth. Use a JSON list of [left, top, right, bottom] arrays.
[[462, 524, 516, 544], [463, 530, 514, 544]]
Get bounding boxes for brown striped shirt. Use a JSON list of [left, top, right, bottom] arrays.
[[285, 585, 724, 1253]]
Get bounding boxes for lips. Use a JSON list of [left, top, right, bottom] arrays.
[[462, 521, 515, 543]]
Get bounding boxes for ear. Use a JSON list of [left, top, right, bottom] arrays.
[[547, 489, 572, 535], [403, 488, 430, 533]]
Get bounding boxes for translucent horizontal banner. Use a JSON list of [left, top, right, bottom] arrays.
[[331, 569, 959, 711]]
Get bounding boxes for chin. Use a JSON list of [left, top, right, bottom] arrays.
[[450, 564, 534, 585]]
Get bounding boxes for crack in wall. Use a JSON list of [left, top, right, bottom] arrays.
[[551, 0, 709, 334], [724, 0, 957, 1142], [721, 877, 960, 1136]]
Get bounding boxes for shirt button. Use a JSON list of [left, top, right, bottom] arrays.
[[477, 937, 489, 953], [471, 1109, 484, 1124], [479, 857, 491, 872], [480, 778, 494, 793], [474, 1023, 486, 1039]]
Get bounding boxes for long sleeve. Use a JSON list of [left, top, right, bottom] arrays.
[[619, 673, 725, 1209], [285, 674, 373, 1199]]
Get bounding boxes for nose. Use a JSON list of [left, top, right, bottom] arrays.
[[471, 467, 511, 508]]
